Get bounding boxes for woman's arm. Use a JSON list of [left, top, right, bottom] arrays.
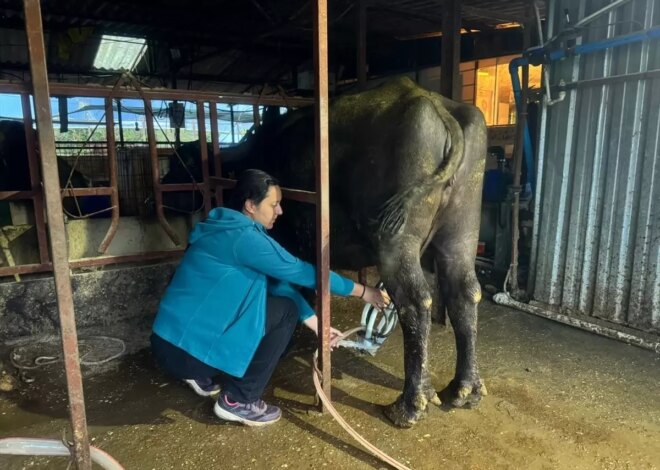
[[238, 230, 392, 306], [235, 230, 354, 295], [348, 282, 392, 309], [267, 280, 315, 321], [302, 315, 343, 348]]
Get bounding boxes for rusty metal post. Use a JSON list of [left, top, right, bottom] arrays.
[[98, 97, 120, 253], [509, 16, 532, 296], [1, 82, 315, 107], [356, 0, 367, 89], [196, 101, 212, 215], [313, 0, 332, 407], [209, 103, 222, 206], [144, 98, 181, 245], [252, 104, 261, 129], [358, 267, 368, 286], [20, 92, 49, 263], [22, 0, 91, 468], [440, 0, 461, 100]]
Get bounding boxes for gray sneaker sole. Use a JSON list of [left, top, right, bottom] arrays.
[[185, 380, 221, 398], [213, 402, 281, 427]]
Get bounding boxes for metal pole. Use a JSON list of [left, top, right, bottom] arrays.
[[358, 267, 368, 286], [0, 81, 314, 107], [98, 97, 120, 253], [196, 101, 212, 214], [252, 104, 261, 128], [229, 104, 235, 143], [116, 99, 124, 146], [509, 14, 532, 297], [313, 0, 332, 408], [20, 93, 49, 264], [356, 0, 367, 89], [144, 98, 181, 245], [440, 0, 461, 100], [209, 103, 222, 205], [22, 0, 91, 468]]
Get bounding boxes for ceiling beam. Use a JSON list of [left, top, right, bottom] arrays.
[[0, 61, 292, 86], [461, 5, 530, 24]]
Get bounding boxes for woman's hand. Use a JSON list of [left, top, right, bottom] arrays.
[[361, 285, 392, 310], [303, 315, 343, 349]]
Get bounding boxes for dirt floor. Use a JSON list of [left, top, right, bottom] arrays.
[[1, 283, 659, 469]]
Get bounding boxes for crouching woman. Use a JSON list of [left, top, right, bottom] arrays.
[[151, 169, 389, 427]]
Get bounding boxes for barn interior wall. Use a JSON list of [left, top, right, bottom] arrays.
[[532, 0, 660, 334], [0, 262, 176, 341]]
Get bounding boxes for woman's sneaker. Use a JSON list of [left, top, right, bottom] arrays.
[[184, 378, 221, 397], [213, 393, 281, 427]]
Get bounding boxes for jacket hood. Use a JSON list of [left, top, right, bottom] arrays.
[[189, 207, 260, 244]]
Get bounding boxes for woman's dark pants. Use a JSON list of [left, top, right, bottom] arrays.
[[151, 296, 299, 403]]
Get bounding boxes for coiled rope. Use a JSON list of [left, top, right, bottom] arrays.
[[9, 336, 126, 371]]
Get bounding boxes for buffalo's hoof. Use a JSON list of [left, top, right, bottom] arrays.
[[383, 394, 429, 428], [439, 379, 487, 408]]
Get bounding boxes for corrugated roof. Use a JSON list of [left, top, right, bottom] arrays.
[[92, 35, 147, 71]]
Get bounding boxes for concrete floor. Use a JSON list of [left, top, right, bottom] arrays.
[[1, 291, 659, 469]]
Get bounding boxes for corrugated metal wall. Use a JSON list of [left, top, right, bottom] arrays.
[[532, 0, 660, 333]]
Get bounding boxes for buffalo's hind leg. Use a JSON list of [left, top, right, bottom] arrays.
[[380, 239, 441, 427], [433, 243, 487, 408]]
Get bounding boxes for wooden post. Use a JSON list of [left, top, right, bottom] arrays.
[[441, 0, 461, 100], [98, 97, 120, 253], [356, 0, 367, 89], [510, 15, 532, 296], [144, 99, 181, 245], [209, 103, 222, 206], [20, 93, 49, 264], [196, 101, 212, 215], [313, 0, 332, 408], [23, 0, 91, 467], [253, 104, 261, 128]]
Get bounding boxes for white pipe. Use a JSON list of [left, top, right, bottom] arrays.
[[545, 79, 567, 106], [0, 438, 125, 470], [492, 293, 660, 353], [573, 0, 632, 29], [545, 0, 633, 44], [534, 0, 545, 44], [534, 0, 566, 106]]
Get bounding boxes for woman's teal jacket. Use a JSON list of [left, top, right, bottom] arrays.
[[152, 207, 354, 377]]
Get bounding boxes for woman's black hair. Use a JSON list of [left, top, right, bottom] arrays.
[[227, 169, 280, 211]]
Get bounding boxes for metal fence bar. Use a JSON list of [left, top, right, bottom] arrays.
[[144, 98, 181, 246], [23, 0, 91, 467], [210, 177, 317, 204], [209, 103, 222, 206], [98, 97, 120, 253], [0, 82, 314, 107], [20, 92, 49, 264], [313, 0, 332, 407], [196, 101, 212, 215], [0, 250, 183, 278]]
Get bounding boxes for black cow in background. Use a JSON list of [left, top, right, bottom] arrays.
[[0, 120, 107, 219], [0, 120, 35, 191], [161, 140, 213, 214], [161, 137, 254, 214]]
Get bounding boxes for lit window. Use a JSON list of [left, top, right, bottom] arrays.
[[93, 35, 147, 71], [474, 55, 542, 126]]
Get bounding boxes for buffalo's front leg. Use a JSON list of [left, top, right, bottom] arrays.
[[381, 243, 440, 427]]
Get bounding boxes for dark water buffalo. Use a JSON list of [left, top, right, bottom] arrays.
[[0, 120, 87, 190], [0, 120, 109, 218], [239, 77, 488, 427], [165, 77, 488, 427]]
